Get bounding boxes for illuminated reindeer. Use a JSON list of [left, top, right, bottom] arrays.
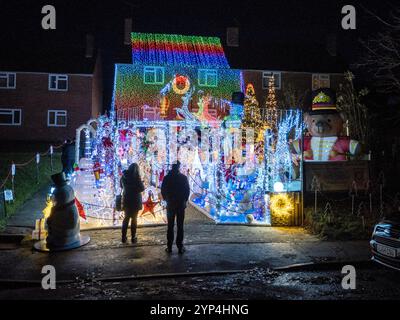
[[175, 86, 198, 122]]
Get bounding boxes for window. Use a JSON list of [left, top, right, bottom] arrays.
[[312, 74, 330, 90], [262, 71, 281, 90], [0, 73, 16, 89], [143, 66, 165, 84], [0, 108, 21, 125], [198, 69, 218, 87], [48, 110, 67, 127], [49, 74, 68, 91]]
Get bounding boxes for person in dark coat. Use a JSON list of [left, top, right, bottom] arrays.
[[120, 163, 145, 244], [61, 139, 76, 176], [161, 161, 190, 254]]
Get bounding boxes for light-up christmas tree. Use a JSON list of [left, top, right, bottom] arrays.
[[264, 76, 278, 133], [242, 83, 263, 137]]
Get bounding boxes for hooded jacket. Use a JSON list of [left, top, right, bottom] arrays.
[[120, 170, 145, 212]]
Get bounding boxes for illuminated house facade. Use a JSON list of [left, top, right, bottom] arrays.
[[112, 33, 242, 120]]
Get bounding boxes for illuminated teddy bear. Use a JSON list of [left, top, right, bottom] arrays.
[[292, 88, 361, 161]]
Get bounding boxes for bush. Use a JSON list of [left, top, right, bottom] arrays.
[[304, 206, 373, 240]]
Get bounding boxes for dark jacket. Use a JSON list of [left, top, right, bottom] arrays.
[[120, 170, 145, 213], [161, 170, 190, 210], [61, 143, 75, 162]]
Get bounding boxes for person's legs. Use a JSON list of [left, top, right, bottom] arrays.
[[130, 211, 138, 242], [176, 208, 185, 250], [167, 210, 176, 250], [121, 215, 130, 243]]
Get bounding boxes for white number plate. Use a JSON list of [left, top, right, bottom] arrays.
[[376, 244, 397, 258]]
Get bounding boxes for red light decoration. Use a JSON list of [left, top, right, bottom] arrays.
[[172, 74, 190, 95]]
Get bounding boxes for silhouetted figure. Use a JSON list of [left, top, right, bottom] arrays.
[[161, 161, 190, 254], [120, 163, 145, 244], [61, 139, 75, 176]]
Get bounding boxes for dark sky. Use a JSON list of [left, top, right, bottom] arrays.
[[1, 0, 398, 107], [1, 0, 397, 58]]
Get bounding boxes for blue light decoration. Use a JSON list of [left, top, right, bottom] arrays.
[[71, 107, 303, 227], [264, 109, 303, 193]]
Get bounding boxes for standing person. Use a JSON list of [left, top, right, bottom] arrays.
[[61, 139, 75, 176], [161, 161, 190, 254], [120, 163, 145, 244]]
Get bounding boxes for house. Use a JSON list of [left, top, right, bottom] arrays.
[[112, 32, 346, 121], [112, 33, 242, 120], [0, 46, 103, 142]]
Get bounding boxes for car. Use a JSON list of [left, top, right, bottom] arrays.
[[370, 213, 400, 271]]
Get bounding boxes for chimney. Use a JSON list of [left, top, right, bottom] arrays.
[[85, 34, 94, 58], [124, 18, 132, 45], [226, 27, 239, 47], [326, 33, 337, 57]]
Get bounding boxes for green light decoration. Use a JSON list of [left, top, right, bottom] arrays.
[[112, 33, 241, 120]]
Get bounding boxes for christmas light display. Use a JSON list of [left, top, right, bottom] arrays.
[[113, 64, 241, 120], [68, 32, 304, 228], [131, 33, 230, 68], [70, 107, 302, 227], [172, 75, 191, 95], [113, 33, 241, 120], [264, 76, 278, 133], [270, 193, 295, 226]]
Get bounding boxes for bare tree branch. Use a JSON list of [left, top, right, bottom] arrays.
[[355, 6, 400, 94]]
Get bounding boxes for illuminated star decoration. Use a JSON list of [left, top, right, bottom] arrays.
[[140, 194, 159, 219]]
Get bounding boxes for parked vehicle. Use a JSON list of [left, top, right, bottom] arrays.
[[370, 213, 400, 271]]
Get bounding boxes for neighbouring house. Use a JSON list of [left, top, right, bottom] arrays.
[[112, 33, 242, 120], [0, 46, 103, 142], [224, 39, 347, 111]]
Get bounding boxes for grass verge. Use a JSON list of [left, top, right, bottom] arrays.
[[0, 152, 62, 231]]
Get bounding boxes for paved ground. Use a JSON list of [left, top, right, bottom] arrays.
[[1, 185, 391, 300], [2, 262, 400, 300], [0, 204, 371, 280]]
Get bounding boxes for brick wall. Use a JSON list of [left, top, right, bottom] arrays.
[[91, 55, 103, 118], [0, 72, 95, 142]]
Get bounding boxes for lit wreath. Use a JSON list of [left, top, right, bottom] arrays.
[[269, 193, 294, 215], [172, 75, 190, 95]]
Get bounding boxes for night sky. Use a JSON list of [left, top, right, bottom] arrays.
[[2, 0, 396, 58], [0, 0, 398, 106]]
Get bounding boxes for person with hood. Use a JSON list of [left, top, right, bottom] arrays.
[[161, 161, 190, 254], [120, 163, 145, 244], [61, 139, 76, 176]]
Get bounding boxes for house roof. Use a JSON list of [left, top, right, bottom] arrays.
[[131, 32, 230, 69], [0, 45, 98, 75]]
